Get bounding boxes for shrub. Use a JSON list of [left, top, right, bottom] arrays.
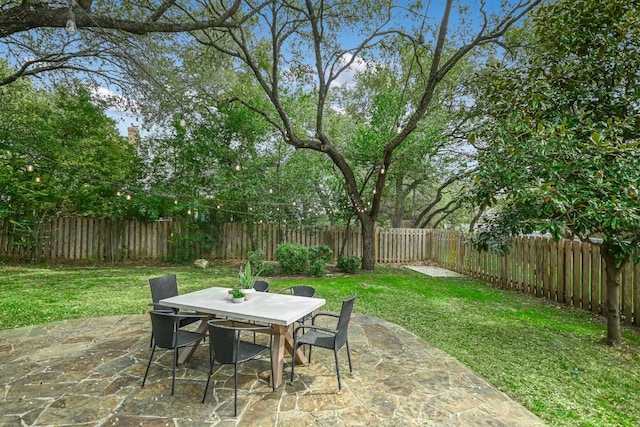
[[308, 245, 333, 263], [275, 243, 309, 274], [337, 255, 360, 273], [248, 249, 275, 276], [308, 259, 326, 277], [307, 245, 332, 277], [248, 249, 265, 271], [259, 262, 275, 276]]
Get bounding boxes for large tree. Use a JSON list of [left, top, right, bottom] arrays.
[[469, 0, 640, 346], [185, 0, 541, 269], [0, 0, 246, 87], [0, 67, 144, 259]]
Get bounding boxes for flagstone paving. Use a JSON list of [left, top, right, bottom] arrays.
[[0, 314, 544, 426]]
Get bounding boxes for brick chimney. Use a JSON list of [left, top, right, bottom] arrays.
[[127, 126, 140, 148]]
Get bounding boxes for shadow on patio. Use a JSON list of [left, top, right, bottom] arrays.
[[0, 314, 544, 426]]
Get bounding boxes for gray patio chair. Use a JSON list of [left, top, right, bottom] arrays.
[[278, 285, 316, 298], [202, 319, 274, 416], [142, 310, 207, 395], [250, 280, 270, 342], [253, 280, 270, 292], [278, 285, 317, 328], [290, 292, 356, 391], [148, 274, 200, 347]]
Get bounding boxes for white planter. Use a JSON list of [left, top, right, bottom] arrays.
[[232, 296, 245, 303], [241, 288, 256, 300]]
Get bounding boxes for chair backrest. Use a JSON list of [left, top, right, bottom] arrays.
[[335, 293, 357, 348], [149, 310, 178, 349], [281, 285, 316, 297], [149, 274, 178, 311], [207, 319, 241, 364], [253, 280, 270, 292]]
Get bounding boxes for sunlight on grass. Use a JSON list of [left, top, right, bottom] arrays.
[[1, 263, 639, 427]]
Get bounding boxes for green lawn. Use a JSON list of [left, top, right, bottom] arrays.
[[1, 263, 639, 426]]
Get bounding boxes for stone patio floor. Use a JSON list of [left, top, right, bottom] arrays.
[[0, 314, 545, 426]]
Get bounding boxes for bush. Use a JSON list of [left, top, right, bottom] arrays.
[[337, 255, 360, 273], [308, 259, 326, 277], [275, 243, 309, 274], [307, 245, 332, 277], [259, 262, 275, 276], [308, 245, 333, 263], [248, 249, 275, 276]]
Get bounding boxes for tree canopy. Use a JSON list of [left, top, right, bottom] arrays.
[[0, 0, 245, 87], [469, 0, 640, 346]]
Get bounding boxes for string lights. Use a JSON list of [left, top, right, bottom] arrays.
[[65, 0, 77, 33]]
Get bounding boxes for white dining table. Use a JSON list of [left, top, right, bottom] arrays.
[[159, 287, 326, 388]]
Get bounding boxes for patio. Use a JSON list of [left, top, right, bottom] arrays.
[[0, 314, 544, 426]]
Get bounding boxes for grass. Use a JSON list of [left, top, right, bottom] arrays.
[[1, 263, 639, 426]]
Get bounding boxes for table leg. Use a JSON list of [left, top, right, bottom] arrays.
[[177, 318, 207, 364], [271, 325, 286, 388], [270, 325, 309, 388]]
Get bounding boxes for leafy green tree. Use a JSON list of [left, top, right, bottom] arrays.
[[0, 68, 144, 260], [469, 0, 640, 346], [187, 0, 540, 269]]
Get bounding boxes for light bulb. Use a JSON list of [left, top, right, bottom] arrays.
[[26, 162, 34, 173], [235, 163, 242, 172], [126, 194, 132, 200], [179, 113, 186, 127], [35, 175, 41, 183], [66, 9, 76, 33]]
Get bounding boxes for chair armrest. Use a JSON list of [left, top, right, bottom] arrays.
[[245, 325, 273, 333], [312, 311, 339, 321], [293, 323, 338, 337], [175, 313, 208, 321]]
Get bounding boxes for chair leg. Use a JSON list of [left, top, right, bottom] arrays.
[[171, 347, 178, 395], [290, 338, 298, 383], [233, 363, 238, 417], [202, 358, 215, 403], [141, 346, 156, 387], [334, 349, 342, 391], [269, 345, 275, 392], [346, 340, 353, 373]]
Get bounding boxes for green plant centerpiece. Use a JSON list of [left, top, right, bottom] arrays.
[[237, 261, 257, 300], [230, 288, 245, 303]]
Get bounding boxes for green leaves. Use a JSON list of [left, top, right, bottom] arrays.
[[470, 0, 640, 265]]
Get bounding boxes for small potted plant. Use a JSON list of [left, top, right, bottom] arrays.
[[230, 288, 245, 303], [238, 261, 257, 300]]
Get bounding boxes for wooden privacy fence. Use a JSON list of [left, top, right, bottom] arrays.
[[0, 218, 440, 263], [1, 218, 637, 325], [429, 230, 639, 326]]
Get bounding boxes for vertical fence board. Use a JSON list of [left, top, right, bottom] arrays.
[[572, 240, 582, 308], [591, 246, 601, 314], [582, 243, 591, 311]]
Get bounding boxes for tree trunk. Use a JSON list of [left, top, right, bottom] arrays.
[[360, 215, 376, 270], [601, 250, 622, 346]]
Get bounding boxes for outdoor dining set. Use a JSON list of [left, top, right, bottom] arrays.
[[142, 274, 357, 416]]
